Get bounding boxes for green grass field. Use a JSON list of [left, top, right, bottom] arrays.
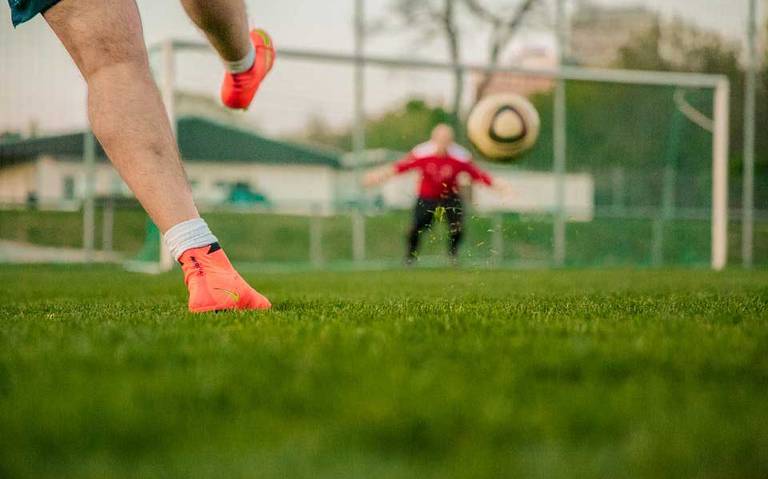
[[3, 208, 767, 267], [1, 266, 767, 478]]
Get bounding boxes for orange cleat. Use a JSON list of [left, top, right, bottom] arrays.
[[221, 28, 276, 110], [179, 243, 272, 313]]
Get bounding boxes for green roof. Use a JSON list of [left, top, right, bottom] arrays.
[[0, 131, 98, 165], [0, 116, 342, 169]]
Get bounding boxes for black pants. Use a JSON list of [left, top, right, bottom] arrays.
[[407, 196, 464, 260]]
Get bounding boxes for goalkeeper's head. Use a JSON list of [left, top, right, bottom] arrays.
[[431, 123, 455, 155]]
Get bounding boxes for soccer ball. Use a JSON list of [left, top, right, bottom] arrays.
[[467, 93, 541, 161]]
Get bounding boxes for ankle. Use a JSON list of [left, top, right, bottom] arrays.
[[224, 43, 255, 73], [163, 218, 218, 261]]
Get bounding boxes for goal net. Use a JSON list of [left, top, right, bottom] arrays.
[[126, 40, 730, 272]]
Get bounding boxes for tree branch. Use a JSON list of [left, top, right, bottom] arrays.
[[466, 0, 540, 97]]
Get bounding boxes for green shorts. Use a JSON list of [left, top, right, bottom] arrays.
[[7, 0, 61, 26]]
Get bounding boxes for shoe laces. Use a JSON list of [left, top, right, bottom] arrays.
[[183, 254, 207, 280], [230, 71, 251, 88]]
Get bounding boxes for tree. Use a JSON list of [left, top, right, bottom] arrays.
[[388, 0, 464, 133], [617, 17, 742, 74], [385, 0, 541, 129], [615, 16, 766, 177], [301, 113, 344, 150], [364, 99, 454, 151], [291, 99, 454, 153], [463, 0, 541, 97], [0, 131, 22, 144], [523, 17, 768, 209]]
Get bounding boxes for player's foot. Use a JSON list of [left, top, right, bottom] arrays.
[[221, 29, 276, 110], [180, 243, 271, 313]]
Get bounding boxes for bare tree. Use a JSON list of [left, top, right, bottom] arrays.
[[463, 0, 540, 97], [388, 0, 464, 132], [386, 0, 541, 129]]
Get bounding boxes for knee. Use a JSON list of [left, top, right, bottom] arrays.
[[85, 42, 148, 79], [75, 25, 149, 79]]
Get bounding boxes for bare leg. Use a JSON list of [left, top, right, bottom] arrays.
[[180, 0, 251, 61], [44, 0, 199, 233]]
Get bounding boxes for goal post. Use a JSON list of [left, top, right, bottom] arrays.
[[712, 79, 730, 271], [145, 39, 731, 271]]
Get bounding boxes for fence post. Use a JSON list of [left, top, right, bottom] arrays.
[[742, 0, 758, 268], [491, 212, 504, 267], [652, 163, 677, 268], [611, 166, 626, 215], [352, 207, 366, 263], [310, 203, 323, 268], [102, 197, 114, 253], [352, 0, 367, 266], [82, 131, 96, 263], [552, 0, 569, 268], [651, 216, 664, 267]]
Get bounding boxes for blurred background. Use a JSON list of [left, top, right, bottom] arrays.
[[0, 0, 765, 271]]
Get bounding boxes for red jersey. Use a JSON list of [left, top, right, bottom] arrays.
[[394, 141, 493, 199]]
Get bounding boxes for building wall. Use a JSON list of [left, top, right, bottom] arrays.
[[184, 162, 336, 213], [473, 169, 594, 221], [372, 167, 594, 221], [2, 156, 594, 220], [40, 157, 124, 203], [0, 161, 38, 203], [1, 156, 339, 214]]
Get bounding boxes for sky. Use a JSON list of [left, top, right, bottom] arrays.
[[0, 0, 763, 137]]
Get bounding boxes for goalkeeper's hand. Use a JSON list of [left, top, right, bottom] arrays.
[[491, 178, 516, 200], [362, 167, 395, 188]]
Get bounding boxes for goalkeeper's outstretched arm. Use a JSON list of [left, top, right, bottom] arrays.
[[362, 152, 421, 188], [462, 161, 516, 199], [362, 165, 397, 188]]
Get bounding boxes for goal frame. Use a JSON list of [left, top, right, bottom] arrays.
[[145, 39, 730, 272]]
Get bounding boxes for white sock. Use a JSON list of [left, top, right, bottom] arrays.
[[163, 218, 219, 262], [224, 43, 256, 74]]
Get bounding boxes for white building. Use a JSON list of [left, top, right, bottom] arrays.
[[375, 163, 594, 221], [1, 115, 593, 219], [0, 115, 359, 215]]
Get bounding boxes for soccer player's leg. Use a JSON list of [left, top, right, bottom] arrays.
[[180, 0, 275, 110], [406, 199, 437, 264], [445, 197, 465, 263], [44, 0, 197, 232], [43, 0, 270, 312]]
